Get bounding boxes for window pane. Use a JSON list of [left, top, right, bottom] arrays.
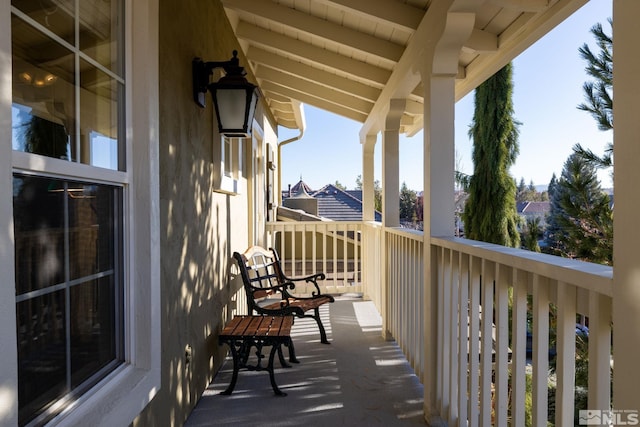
[[80, 59, 121, 170], [17, 290, 67, 426], [79, 0, 123, 75], [14, 174, 124, 424], [13, 175, 66, 295], [12, 15, 76, 161], [68, 183, 115, 279], [70, 277, 118, 387], [12, 0, 75, 45]]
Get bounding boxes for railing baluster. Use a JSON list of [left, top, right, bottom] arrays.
[[469, 255, 481, 425], [511, 269, 528, 427], [479, 260, 494, 427], [555, 281, 577, 426], [588, 291, 612, 413], [495, 264, 510, 427], [458, 252, 469, 427], [532, 275, 550, 427], [449, 250, 460, 423]]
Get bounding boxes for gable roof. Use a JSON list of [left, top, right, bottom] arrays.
[[517, 201, 550, 214], [282, 181, 382, 221]]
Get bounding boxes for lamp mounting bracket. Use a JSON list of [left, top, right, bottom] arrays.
[[192, 50, 247, 108]]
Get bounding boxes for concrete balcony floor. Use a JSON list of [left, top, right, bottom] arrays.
[[185, 295, 426, 426]]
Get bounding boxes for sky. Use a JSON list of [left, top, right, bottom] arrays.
[[280, 0, 613, 192]]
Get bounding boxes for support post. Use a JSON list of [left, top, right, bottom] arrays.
[[613, 0, 640, 415]]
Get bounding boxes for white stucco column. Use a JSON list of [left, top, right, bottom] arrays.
[[382, 99, 405, 228], [362, 134, 377, 222], [380, 100, 405, 340], [421, 9, 476, 424], [612, 0, 640, 414]]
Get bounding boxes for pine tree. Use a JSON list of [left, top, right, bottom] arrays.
[[462, 63, 521, 247], [574, 18, 613, 169], [522, 217, 541, 252], [399, 182, 417, 222], [546, 153, 612, 264]]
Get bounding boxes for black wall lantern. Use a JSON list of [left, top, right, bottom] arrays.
[[193, 50, 259, 137]]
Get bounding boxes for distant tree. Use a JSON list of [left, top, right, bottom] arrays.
[[545, 153, 612, 264], [521, 217, 541, 252], [543, 173, 563, 253], [333, 180, 347, 191], [574, 18, 613, 170], [463, 63, 521, 247], [355, 174, 382, 213], [399, 182, 417, 222]]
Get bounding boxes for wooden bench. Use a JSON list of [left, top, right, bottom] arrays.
[[233, 246, 334, 344], [218, 315, 296, 396]]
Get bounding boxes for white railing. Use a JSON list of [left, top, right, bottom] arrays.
[[266, 220, 613, 426], [431, 236, 613, 427], [266, 221, 363, 295], [384, 227, 425, 382]]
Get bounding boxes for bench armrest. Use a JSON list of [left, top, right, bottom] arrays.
[[281, 272, 327, 298]]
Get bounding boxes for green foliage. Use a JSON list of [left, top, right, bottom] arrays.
[[521, 217, 541, 252], [333, 180, 347, 191], [578, 19, 613, 132], [545, 152, 612, 264], [399, 182, 417, 221], [516, 178, 548, 202], [462, 63, 521, 247], [575, 18, 613, 170]]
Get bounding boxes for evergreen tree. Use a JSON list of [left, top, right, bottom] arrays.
[[574, 18, 613, 169], [399, 182, 417, 222], [521, 217, 541, 252], [546, 153, 612, 264], [462, 63, 521, 247]]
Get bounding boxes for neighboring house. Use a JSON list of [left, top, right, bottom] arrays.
[[517, 201, 550, 228], [282, 180, 382, 222]]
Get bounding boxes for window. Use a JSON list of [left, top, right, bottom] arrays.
[[215, 135, 244, 194], [13, 175, 123, 426], [10, 0, 129, 424]]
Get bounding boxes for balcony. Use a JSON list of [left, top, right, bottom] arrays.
[[189, 221, 614, 426]]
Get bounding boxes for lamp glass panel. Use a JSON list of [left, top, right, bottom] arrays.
[[215, 88, 248, 131]]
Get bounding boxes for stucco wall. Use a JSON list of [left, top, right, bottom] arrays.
[[134, 0, 276, 424]]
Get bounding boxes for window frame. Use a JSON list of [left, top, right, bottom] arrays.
[[215, 134, 244, 195], [0, 0, 161, 425]]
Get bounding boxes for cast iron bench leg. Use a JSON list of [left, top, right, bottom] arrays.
[[221, 341, 240, 395], [268, 344, 287, 396], [313, 307, 330, 344]]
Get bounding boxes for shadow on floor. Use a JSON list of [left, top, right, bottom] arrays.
[[185, 296, 425, 427]]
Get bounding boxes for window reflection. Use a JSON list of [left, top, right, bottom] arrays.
[[11, 6, 124, 170], [12, 0, 75, 45]]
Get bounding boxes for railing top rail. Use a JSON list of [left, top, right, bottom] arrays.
[[431, 236, 613, 297], [384, 226, 424, 240], [266, 221, 364, 227]]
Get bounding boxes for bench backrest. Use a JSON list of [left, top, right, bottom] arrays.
[[233, 246, 286, 309]]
